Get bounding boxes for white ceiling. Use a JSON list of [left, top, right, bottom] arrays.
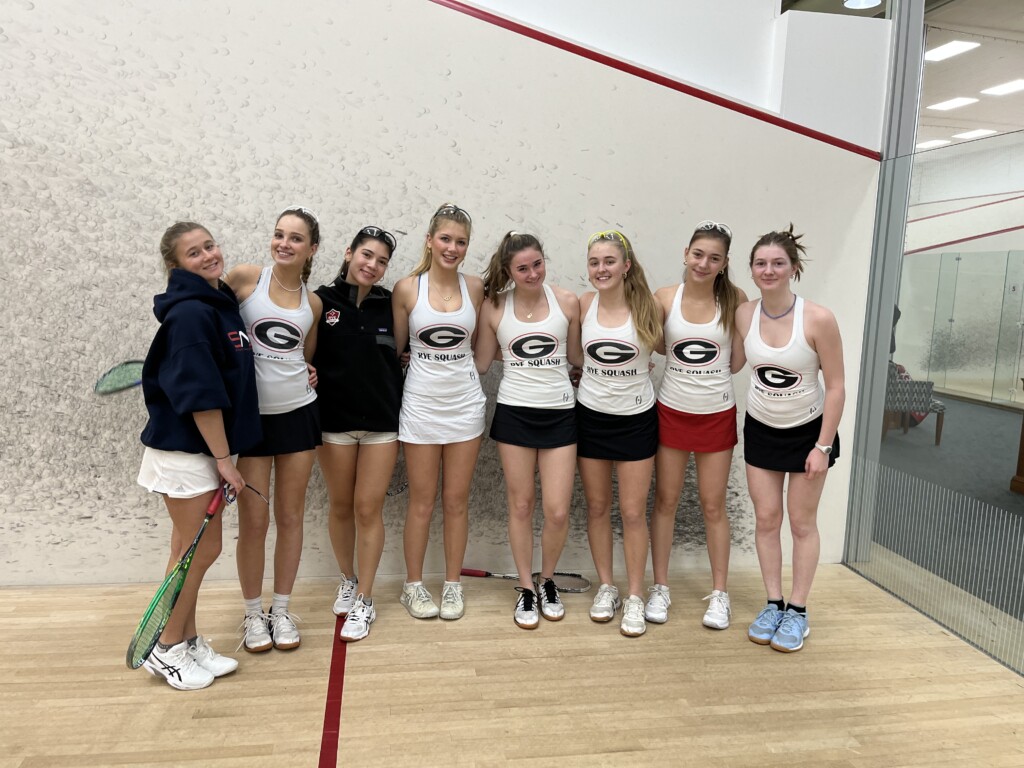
[[918, 0, 1024, 148], [784, 0, 1024, 151]]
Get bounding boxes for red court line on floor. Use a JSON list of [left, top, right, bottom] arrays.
[[318, 615, 347, 768], [429, 0, 881, 161]]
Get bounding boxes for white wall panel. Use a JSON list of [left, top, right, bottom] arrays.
[[0, 0, 878, 584]]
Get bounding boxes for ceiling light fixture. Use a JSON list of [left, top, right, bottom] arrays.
[[981, 79, 1024, 96], [843, 0, 882, 8], [916, 140, 951, 150], [952, 129, 998, 139], [926, 97, 979, 111], [924, 41, 981, 62]]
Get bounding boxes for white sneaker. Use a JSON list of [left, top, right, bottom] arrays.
[[589, 583, 621, 623], [400, 582, 439, 619], [620, 595, 647, 637], [440, 582, 465, 620], [332, 573, 359, 616], [269, 609, 301, 650], [537, 577, 565, 621], [514, 587, 539, 630], [238, 612, 272, 653], [188, 635, 238, 677], [702, 590, 731, 629], [143, 640, 215, 690], [340, 595, 375, 642], [645, 584, 671, 624]]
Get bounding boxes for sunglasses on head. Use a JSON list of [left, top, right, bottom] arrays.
[[432, 203, 472, 225], [693, 220, 732, 240], [282, 205, 320, 224], [359, 226, 397, 252], [588, 230, 631, 251]]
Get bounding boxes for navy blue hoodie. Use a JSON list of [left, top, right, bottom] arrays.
[[140, 269, 261, 455]]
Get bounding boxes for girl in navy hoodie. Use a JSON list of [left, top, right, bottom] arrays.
[[137, 221, 260, 690]]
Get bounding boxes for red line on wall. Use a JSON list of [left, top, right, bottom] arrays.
[[908, 194, 1024, 223], [909, 190, 1024, 208], [904, 224, 1024, 255], [318, 616, 348, 768], [429, 0, 881, 162]]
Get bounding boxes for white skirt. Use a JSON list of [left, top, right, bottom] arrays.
[[137, 447, 229, 498], [398, 386, 487, 445]]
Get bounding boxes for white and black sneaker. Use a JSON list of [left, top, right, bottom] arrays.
[[333, 573, 359, 616], [188, 635, 238, 677], [514, 587, 539, 630], [143, 640, 215, 690], [537, 577, 565, 621]]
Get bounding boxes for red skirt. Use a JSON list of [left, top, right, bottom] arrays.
[[657, 402, 737, 454]]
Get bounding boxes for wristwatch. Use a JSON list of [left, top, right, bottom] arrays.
[[814, 442, 833, 455]]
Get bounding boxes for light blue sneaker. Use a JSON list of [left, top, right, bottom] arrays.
[[770, 609, 810, 653], [747, 604, 784, 645]]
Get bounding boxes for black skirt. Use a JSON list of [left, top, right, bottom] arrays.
[[242, 401, 322, 457], [743, 414, 839, 473], [576, 402, 658, 462], [489, 403, 576, 449]]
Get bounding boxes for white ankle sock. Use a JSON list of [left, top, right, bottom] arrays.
[[243, 597, 262, 616], [271, 593, 290, 614]]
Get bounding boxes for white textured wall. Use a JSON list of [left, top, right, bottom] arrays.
[[1, 0, 878, 585]]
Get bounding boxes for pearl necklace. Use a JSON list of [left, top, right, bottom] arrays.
[[761, 294, 797, 320], [272, 267, 302, 293]]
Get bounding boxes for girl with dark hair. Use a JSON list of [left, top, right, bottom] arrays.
[[312, 226, 403, 642], [648, 220, 747, 630], [392, 203, 485, 621], [734, 224, 845, 653], [577, 230, 663, 638], [137, 222, 261, 689], [225, 206, 323, 653], [475, 231, 582, 629]]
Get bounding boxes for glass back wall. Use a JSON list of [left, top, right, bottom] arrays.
[[846, 131, 1024, 677], [898, 250, 1024, 404]]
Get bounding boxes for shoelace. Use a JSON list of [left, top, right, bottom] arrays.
[[441, 584, 462, 606], [515, 587, 536, 612], [648, 585, 669, 608], [348, 601, 370, 623], [539, 579, 560, 605], [623, 598, 644, 620], [270, 610, 302, 630], [776, 611, 803, 636], [236, 613, 271, 651], [338, 577, 357, 602], [595, 585, 617, 606], [703, 592, 729, 614]]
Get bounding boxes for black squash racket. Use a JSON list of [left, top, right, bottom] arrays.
[[460, 568, 592, 593], [386, 447, 408, 496], [125, 485, 232, 669], [95, 360, 145, 394]]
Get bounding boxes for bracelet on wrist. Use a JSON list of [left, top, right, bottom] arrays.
[[214, 453, 230, 461]]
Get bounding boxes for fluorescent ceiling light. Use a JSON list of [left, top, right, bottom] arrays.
[[924, 41, 980, 62], [844, 0, 881, 8], [981, 79, 1024, 96], [926, 97, 978, 111], [916, 140, 951, 149], [952, 129, 998, 139]]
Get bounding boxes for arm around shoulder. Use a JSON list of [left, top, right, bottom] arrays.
[[223, 263, 262, 302]]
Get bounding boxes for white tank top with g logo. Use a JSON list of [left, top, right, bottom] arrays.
[[743, 296, 825, 429], [405, 272, 480, 397], [577, 294, 654, 416]]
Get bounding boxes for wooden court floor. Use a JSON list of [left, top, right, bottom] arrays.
[[3, 566, 1023, 768]]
